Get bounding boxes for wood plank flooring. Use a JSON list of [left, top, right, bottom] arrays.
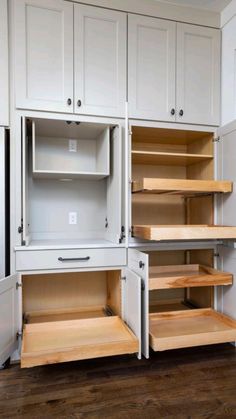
[[0, 344, 236, 418]]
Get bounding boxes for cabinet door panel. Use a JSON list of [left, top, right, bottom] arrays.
[[176, 23, 220, 125], [122, 267, 142, 359], [15, 0, 73, 112], [0, 0, 9, 126], [0, 129, 5, 279], [128, 249, 149, 359], [0, 274, 19, 365], [74, 4, 126, 117], [128, 14, 176, 121]]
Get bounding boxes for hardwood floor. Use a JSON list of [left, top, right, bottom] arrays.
[[0, 344, 236, 418]]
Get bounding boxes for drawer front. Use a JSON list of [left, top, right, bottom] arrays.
[[16, 248, 127, 271]]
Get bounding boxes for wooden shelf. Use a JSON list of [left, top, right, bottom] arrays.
[[21, 316, 139, 368], [25, 306, 108, 324], [132, 150, 213, 166], [133, 178, 232, 196], [149, 264, 233, 290], [149, 308, 236, 351], [133, 225, 236, 241]]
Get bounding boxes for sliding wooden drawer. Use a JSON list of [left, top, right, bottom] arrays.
[[149, 264, 233, 290], [133, 225, 236, 241], [21, 316, 138, 368], [149, 309, 236, 351], [16, 248, 126, 271]]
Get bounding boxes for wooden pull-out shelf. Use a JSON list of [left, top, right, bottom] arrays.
[[149, 264, 233, 290], [132, 178, 232, 196], [133, 225, 236, 241], [149, 309, 236, 351], [132, 151, 213, 166], [21, 316, 138, 368]]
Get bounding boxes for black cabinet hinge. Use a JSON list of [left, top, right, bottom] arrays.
[[16, 332, 22, 340], [16, 282, 22, 290], [18, 224, 23, 234], [213, 136, 220, 143], [119, 226, 125, 243]]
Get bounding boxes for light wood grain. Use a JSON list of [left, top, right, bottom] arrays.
[[21, 316, 139, 368], [132, 150, 213, 166], [149, 308, 236, 351], [25, 306, 107, 324], [133, 225, 236, 241], [149, 264, 233, 290], [132, 178, 232, 195]]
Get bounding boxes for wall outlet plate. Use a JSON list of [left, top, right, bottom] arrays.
[[69, 212, 77, 225], [69, 139, 77, 152]]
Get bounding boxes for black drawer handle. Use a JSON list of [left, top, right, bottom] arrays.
[[58, 256, 90, 262]]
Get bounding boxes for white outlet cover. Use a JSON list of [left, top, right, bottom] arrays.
[[69, 212, 77, 225], [69, 139, 77, 152]]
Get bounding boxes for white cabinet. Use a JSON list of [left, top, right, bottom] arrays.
[[14, 0, 73, 113], [221, 16, 236, 126], [74, 4, 127, 117], [0, 0, 9, 126], [128, 14, 176, 122], [128, 14, 220, 126], [176, 23, 220, 126], [0, 129, 6, 279]]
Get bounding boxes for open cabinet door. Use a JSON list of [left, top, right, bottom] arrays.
[[217, 121, 236, 227], [0, 274, 19, 365], [128, 249, 149, 359], [22, 117, 31, 246], [218, 245, 236, 326], [0, 128, 6, 279], [122, 267, 142, 359], [106, 125, 122, 244]]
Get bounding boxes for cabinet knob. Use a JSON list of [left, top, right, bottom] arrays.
[[179, 109, 184, 116], [77, 100, 82, 107], [171, 108, 175, 116], [67, 98, 72, 106]]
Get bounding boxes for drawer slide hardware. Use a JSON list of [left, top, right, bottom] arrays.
[[58, 257, 90, 262]]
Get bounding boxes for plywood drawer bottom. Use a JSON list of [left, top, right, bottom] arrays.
[[21, 316, 139, 368], [149, 308, 236, 351]]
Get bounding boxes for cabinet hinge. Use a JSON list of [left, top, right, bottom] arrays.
[[105, 217, 108, 228], [214, 253, 220, 257], [213, 136, 220, 143], [16, 282, 22, 290], [139, 261, 145, 269], [119, 226, 125, 244], [16, 331, 22, 340], [121, 276, 126, 282], [141, 281, 145, 291], [18, 223, 23, 234], [129, 130, 132, 136], [129, 178, 133, 184]]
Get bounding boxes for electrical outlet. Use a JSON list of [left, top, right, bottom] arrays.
[[69, 212, 77, 225], [69, 139, 77, 152]]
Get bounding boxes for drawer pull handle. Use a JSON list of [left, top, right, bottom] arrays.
[[58, 256, 90, 262]]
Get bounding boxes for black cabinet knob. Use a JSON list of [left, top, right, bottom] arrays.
[[171, 108, 175, 115], [67, 98, 72, 106], [77, 100, 82, 107], [179, 109, 184, 116]]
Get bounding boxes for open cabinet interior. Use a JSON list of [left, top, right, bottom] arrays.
[[140, 249, 236, 351], [131, 126, 236, 241], [21, 270, 139, 368], [22, 118, 122, 248]]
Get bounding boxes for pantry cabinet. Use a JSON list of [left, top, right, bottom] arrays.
[[14, 0, 74, 113], [14, 0, 127, 117], [0, 0, 9, 126], [128, 15, 220, 125], [128, 14, 176, 122], [74, 4, 127, 117]]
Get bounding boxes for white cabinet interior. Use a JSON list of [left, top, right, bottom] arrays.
[[130, 125, 236, 242], [21, 269, 140, 368], [0, 0, 9, 126], [128, 248, 236, 357], [22, 118, 122, 248]]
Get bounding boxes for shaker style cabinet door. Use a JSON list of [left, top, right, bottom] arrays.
[[74, 4, 127, 117], [128, 14, 176, 121], [176, 23, 220, 126], [14, 0, 73, 113]]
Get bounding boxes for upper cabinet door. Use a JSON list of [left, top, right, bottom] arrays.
[[176, 23, 220, 126], [0, 0, 9, 126], [14, 0, 73, 113], [128, 14, 176, 121], [74, 5, 127, 117]]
